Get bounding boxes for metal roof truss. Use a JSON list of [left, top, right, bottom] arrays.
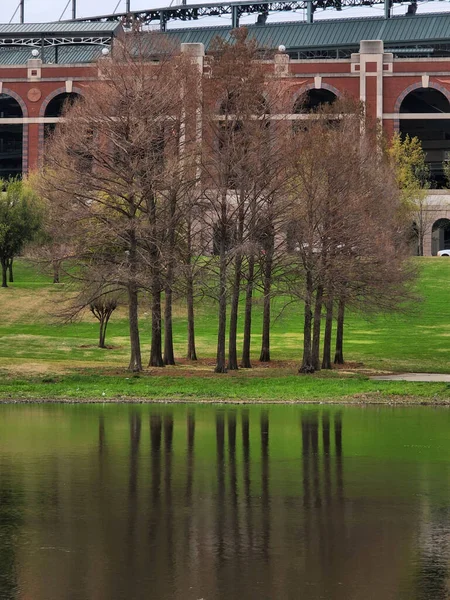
[[79, 0, 430, 30], [0, 36, 112, 48]]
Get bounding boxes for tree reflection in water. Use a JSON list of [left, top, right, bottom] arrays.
[[0, 405, 449, 600]]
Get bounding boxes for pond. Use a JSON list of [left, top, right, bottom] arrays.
[[0, 403, 450, 599]]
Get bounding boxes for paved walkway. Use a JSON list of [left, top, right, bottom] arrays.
[[372, 373, 450, 382]]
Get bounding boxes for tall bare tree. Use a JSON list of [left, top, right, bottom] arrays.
[[39, 34, 197, 372], [286, 100, 413, 373], [202, 29, 289, 372]]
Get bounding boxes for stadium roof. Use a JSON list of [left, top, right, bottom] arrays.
[[165, 12, 450, 52], [1, 11, 449, 65], [0, 21, 121, 65], [0, 21, 122, 35]]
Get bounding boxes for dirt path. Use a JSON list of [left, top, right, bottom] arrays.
[[372, 373, 450, 382]]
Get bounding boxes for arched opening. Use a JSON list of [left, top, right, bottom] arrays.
[[294, 88, 337, 113], [399, 88, 450, 187], [432, 218, 450, 255], [44, 92, 81, 139], [0, 94, 23, 180]]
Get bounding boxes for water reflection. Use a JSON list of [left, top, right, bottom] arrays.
[[0, 462, 21, 600], [0, 404, 450, 599]]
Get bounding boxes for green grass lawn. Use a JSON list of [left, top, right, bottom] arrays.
[[0, 257, 449, 401]]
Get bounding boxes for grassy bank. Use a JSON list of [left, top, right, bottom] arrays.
[[0, 257, 449, 402], [0, 370, 449, 403]]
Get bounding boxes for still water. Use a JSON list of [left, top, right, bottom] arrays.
[[0, 403, 450, 599]]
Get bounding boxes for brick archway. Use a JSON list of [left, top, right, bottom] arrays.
[[292, 82, 341, 111], [39, 86, 83, 118], [393, 81, 450, 133], [38, 86, 83, 166], [1, 88, 28, 176]]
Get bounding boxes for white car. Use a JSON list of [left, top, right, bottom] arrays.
[[438, 249, 450, 256]]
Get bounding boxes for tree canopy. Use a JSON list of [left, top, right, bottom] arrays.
[[0, 180, 42, 288]]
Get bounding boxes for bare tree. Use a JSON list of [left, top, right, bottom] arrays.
[[287, 101, 414, 373], [202, 29, 289, 372], [90, 293, 119, 348], [39, 34, 197, 372]]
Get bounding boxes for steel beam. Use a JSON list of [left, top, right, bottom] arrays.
[[76, 0, 449, 26]]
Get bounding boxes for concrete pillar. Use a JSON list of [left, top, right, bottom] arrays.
[[351, 40, 393, 123]]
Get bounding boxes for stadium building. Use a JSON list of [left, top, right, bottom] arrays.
[[1, 8, 450, 254]]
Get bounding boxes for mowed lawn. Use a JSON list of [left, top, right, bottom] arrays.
[[0, 257, 449, 399]]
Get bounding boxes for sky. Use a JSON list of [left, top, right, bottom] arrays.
[[1, 0, 450, 29]]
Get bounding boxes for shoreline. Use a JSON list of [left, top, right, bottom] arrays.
[[1, 393, 450, 405]]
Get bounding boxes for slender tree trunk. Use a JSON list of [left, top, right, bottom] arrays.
[[299, 270, 314, 374], [1, 258, 8, 288], [163, 285, 175, 365], [418, 211, 424, 257], [163, 192, 177, 366], [186, 271, 197, 360], [7, 258, 13, 283], [241, 255, 254, 368], [322, 296, 333, 370], [215, 202, 228, 373], [228, 254, 242, 370], [53, 260, 60, 284], [228, 197, 244, 371], [186, 221, 197, 361], [99, 312, 113, 349], [150, 281, 164, 367], [259, 239, 274, 362], [311, 285, 323, 371], [127, 228, 142, 371], [216, 254, 227, 373], [148, 191, 164, 368], [334, 297, 345, 365], [99, 317, 106, 348], [128, 283, 142, 372]]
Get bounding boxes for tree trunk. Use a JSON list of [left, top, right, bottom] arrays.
[[322, 296, 333, 370], [299, 270, 314, 374], [311, 285, 323, 372], [418, 211, 424, 257], [228, 196, 244, 371], [150, 282, 164, 367], [99, 317, 106, 348], [334, 297, 345, 365], [163, 191, 177, 366], [215, 257, 227, 373], [1, 259, 8, 288], [241, 255, 254, 368], [186, 271, 197, 361], [215, 202, 228, 373], [259, 239, 274, 362], [228, 256, 241, 370], [128, 282, 142, 372], [163, 285, 175, 365], [8, 258, 13, 283], [99, 311, 113, 349], [185, 220, 197, 361], [53, 260, 60, 284]]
